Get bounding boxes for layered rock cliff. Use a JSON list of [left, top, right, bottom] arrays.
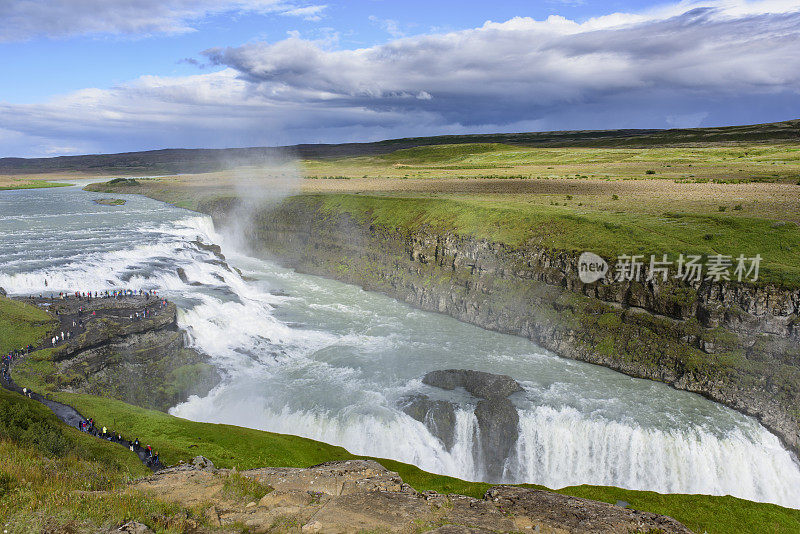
[[16, 296, 219, 412], [200, 194, 800, 456]]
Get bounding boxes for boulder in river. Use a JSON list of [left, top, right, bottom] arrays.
[[420, 369, 524, 479], [191, 239, 226, 261], [93, 198, 126, 206], [176, 267, 203, 286], [401, 394, 457, 450], [422, 369, 523, 399], [474, 397, 520, 480]]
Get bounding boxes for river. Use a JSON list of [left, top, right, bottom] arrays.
[[1, 183, 799, 508]]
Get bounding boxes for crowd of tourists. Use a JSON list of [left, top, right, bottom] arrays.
[[2, 345, 33, 382], [44, 288, 161, 302], [35, 288, 170, 348], [78, 418, 161, 468]]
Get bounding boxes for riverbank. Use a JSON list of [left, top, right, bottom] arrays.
[[0, 175, 71, 190]]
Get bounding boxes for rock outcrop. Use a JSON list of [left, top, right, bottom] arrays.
[[21, 296, 220, 412], [176, 267, 190, 284], [422, 369, 523, 399], [486, 486, 693, 534], [406, 369, 524, 480], [132, 459, 693, 533], [93, 198, 126, 206], [191, 239, 226, 261], [401, 394, 457, 450], [474, 397, 520, 479]]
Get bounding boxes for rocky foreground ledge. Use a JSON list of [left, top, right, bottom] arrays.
[[131, 457, 692, 534]]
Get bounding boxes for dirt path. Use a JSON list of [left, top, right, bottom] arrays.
[[2, 362, 164, 472]]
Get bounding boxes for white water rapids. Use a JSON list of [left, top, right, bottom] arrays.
[[1, 185, 799, 508]]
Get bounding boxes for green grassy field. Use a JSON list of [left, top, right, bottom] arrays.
[[0, 296, 57, 353], [85, 140, 800, 287], [0, 179, 71, 190], [0, 387, 208, 531], [303, 142, 800, 183], [302, 193, 800, 287]]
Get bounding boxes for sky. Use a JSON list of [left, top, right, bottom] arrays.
[[0, 0, 798, 158]]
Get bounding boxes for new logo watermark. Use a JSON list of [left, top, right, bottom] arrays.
[[578, 252, 761, 283], [578, 252, 609, 283]]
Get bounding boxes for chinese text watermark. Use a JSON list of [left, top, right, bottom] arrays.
[[579, 253, 761, 283]]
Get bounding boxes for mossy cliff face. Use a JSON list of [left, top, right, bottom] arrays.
[[16, 299, 220, 412], [201, 194, 800, 455]]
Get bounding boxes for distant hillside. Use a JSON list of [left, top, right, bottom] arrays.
[[2, 119, 798, 175]]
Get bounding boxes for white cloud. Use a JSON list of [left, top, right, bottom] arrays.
[[281, 4, 327, 21], [369, 15, 405, 38], [0, 1, 799, 156], [0, 0, 328, 41]]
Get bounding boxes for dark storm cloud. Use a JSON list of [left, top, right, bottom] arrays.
[[0, 1, 798, 156], [201, 6, 800, 127]]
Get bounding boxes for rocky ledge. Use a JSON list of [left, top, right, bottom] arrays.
[[93, 198, 126, 206], [17, 295, 220, 412], [129, 457, 692, 533], [422, 369, 523, 399]]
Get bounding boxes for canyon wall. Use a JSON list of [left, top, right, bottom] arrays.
[[201, 195, 800, 455]]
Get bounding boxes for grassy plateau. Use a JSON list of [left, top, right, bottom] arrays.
[[0, 176, 71, 190]]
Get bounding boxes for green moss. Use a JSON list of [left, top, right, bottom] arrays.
[[596, 312, 623, 329]]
